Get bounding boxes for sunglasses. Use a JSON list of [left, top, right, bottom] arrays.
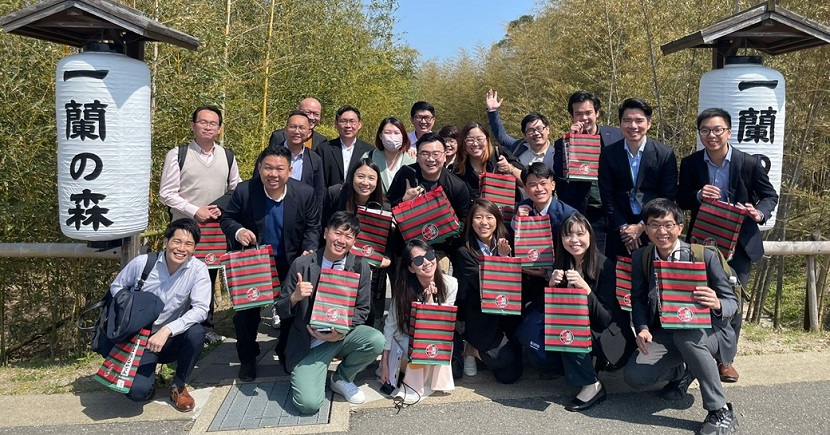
[[411, 250, 436, 267]]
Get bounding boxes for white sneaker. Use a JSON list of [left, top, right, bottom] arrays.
[[271, 306, 281, 329], [463, 355, 478, 377], [330, 374, 366, 404]]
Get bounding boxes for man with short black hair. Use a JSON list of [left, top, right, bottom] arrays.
[[116, 218, 211, 412], [624, 198, 740, 435], [268, 97, 328, 151], [409, 101, 436, 144], [317, 105, 374, 187], [276, 211, 384, 414]]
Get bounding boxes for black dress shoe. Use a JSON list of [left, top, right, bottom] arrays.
[[238, 362, 257, 382], [659, 366, 694, 401], [565, 384, 606, 412]]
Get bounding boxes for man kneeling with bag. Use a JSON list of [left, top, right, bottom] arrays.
[[111, 218, 211, 411]]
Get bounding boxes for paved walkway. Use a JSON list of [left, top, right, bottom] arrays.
[[1, 321, 829, 434]]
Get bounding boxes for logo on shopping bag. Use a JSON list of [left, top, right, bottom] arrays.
[[677, 307, 694, 322], [361, 245, 374, 257], [204, 253, 217, 264], [579, 164, 590, 174], [623, 294, 631, 306], [422, 223, 439, 240], [326, 308, 340, 322], [246, 287, 260, 301], [495, 294, 508, 308], [425, 344, 439, 358], [527, 249, 540, 261], [559, 330, 574, 345], [704, 237, 717, 248]]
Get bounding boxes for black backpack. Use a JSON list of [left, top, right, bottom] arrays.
[[77, 252, 158, 356]]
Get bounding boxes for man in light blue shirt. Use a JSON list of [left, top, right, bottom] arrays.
[[112, 218, 211, 412]]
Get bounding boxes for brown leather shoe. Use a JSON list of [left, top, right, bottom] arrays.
[[718, 363, 739, 383], [170, 385, 195, 412]]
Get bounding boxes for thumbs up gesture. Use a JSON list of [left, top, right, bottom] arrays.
[[290, 272, 314, 305]]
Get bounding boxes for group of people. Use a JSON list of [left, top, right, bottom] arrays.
[[108, 90, 777, 435]]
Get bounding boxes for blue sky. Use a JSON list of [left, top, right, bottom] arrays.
[[393, 1, 537, 61]]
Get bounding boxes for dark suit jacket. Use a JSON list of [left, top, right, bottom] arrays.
[[598, 137, 678, 230], [316, 138, 375, 187], [553, 125, 624, 212], [630, 242, 738, 334], [252, 144, 326, 213], [268, 129, 327, 151], [677, 147, 778, 262], [274, 251, 371, 373], [219, 177, 320, 271]]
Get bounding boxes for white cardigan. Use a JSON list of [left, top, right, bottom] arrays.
[[383, 274, 458, 351]]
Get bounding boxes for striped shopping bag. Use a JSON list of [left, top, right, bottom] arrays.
[[408, 302, 457, 365], [93, 328, 151, 393], [194, 222, 226, 268], [544, 287, 592, 353], [615, 256, 633, 312], [480, 172, 516, 221], [655, 260, 711, 329], [689, 199, 747, 261], [392, 186, 461, 245], [309, 269, 359, 331], [562, 133, 601, 181], [219, 245, 279, 311], [478, 255, 523, 315], [514, 215, 554, 268], [350, 206, 393, 268]]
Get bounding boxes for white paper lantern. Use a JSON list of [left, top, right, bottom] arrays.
[[55, 48, 151, 241], [698, 56, 784, 230]]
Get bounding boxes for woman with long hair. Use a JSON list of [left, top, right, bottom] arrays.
[[363, 117, 416, 194], [453, 121, 524, 198], [322, 158, 391, 329], [380, 239, 458, 403], [454, 199, 524, 384]]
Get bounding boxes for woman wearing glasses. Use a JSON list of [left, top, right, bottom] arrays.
[[454, 199, 524, 384], [453, 121, 524, 198], [380, 239, 458, 403]]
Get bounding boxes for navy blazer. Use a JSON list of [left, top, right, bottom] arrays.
[[316, 137, 375, 187], [274, 251, 371, 373], [268, 129, 327, 151], [630, 242, 738, 335], [598, 137, 678, 230], [220, 177, 321, 270], [677, 147, 778, 262], [553, 125, 624, 213]]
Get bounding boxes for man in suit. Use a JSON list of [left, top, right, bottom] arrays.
[[598, 98, 677, 260], [552, 91, 624, 255], [268, 111, 325, 212], [316, 105, 374, 187], [275, 211, 384, 414], [268, 97, 327, 151], [220, 145, 320, 381], [159, 105, 242, 344], [624, 199, 739, 435], [677, 108, 779, 383]]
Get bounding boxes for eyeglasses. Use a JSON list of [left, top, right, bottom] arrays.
[[287, 125, 308, 132], [418, 151, 444, 159], [411, 249, 436, 266], [196, 120, 219, 128], [464, 137, 487, 145], [698, 126, 728, 136], [646, 222, 678, 231], [525, 126, 547, 136], [338, 119, 359, 126], [414, 115, 434, 122]]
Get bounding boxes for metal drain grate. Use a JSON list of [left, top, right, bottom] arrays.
[[208, 381, 332, 431]]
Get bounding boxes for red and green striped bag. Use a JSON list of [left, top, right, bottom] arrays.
[[392, 186, 461, 245], [544, 287, 592, 353], [480, 172, 516, 222], [350, 206, 393, 268], [615, 256, 633, 312], [194, 222, 226, 268], [514, 215, 554, 268], [655, 260, 711, 329], [309, 269, 360, 330], [478, 255, 523, 315], [689, 199, 747, 261], [219, 245, 279, 311], [408, 302, 457, 365], [562, 133, 601, 181], [93, 328, 150, 393]]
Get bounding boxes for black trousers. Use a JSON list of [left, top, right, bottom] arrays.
[[126, 324, 204, 401]]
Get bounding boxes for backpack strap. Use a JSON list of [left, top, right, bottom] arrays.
[[224, 147, 235, 180], [177, 144, 188, 171], [135, 252, 159, 292], [640, 247, 653, 276]]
